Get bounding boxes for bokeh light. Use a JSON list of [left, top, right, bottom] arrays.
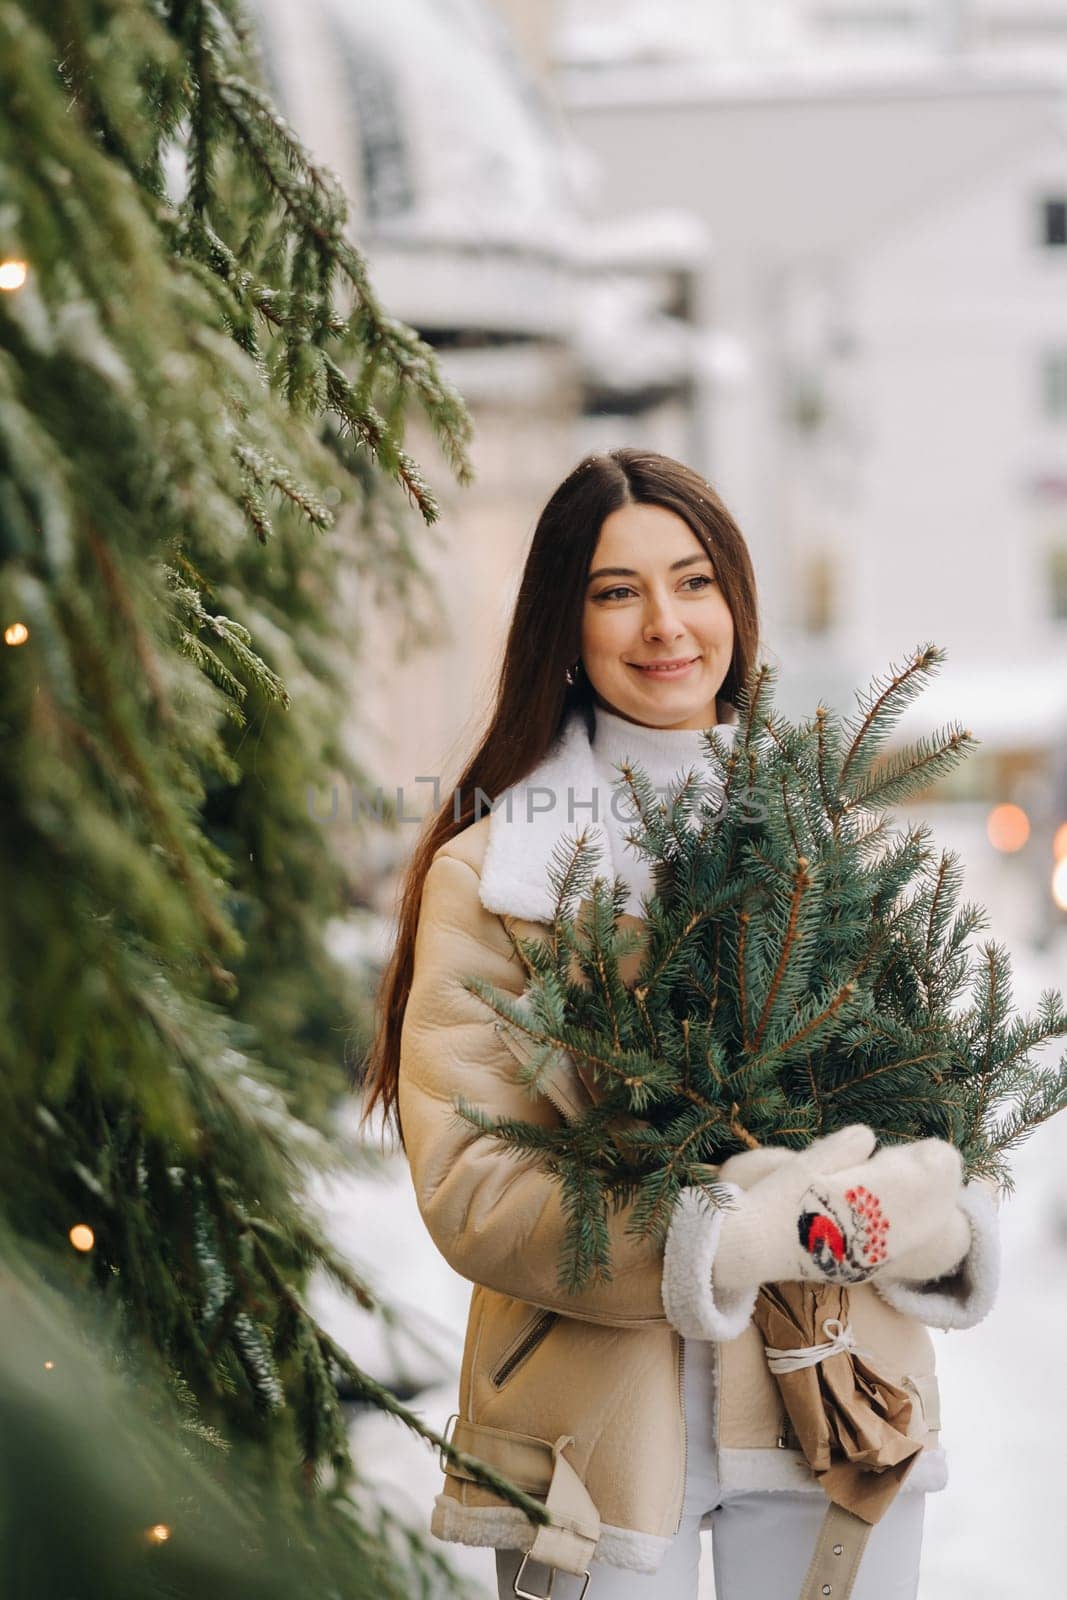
[[1053, 857, 1067, 913], [0, 259, 28, 291], [986, 803, 1030, 853]]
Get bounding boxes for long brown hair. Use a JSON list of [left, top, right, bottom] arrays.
[[360, 447, 760, 1144]]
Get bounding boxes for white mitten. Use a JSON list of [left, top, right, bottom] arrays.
[[663, 1125, 877, 1340], [877, 1193, 975, 1284], [713, 1126, 972, 1286], [712, 1126, 970, 1292], [874, 1173, 1002, 1329], [663, 1127, 997, 1341]]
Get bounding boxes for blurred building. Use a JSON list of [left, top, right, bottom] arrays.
[[249, 0, 1067, 926], [558, 0, 1067, 932], [251, 0, 709, 828], [560, 0, 1067, 70], [559, 2, 1067, 687]]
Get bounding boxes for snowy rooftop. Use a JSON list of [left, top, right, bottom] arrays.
[[559, 54, 1067, 110], [574, 208, 713, 270], [253, 0, 582, 256]]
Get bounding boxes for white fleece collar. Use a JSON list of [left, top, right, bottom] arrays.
[[478, 708, 601, 923], [478, 706, 737, 923]]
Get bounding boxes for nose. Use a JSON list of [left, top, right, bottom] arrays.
[[642, 592, 686, 644]]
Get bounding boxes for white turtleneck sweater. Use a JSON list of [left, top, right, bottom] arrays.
[[478, 699, 738, 925], [589, 704, 736, 916]]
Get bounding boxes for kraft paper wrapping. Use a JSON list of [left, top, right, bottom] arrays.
[[753, 1282, 922, 1525]]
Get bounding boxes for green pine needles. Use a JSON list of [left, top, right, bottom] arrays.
[[460, 645, 1067, 1292], [0, 2, 532, 1593]]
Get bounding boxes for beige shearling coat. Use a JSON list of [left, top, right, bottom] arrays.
[[397, 715, 1000, 1577]]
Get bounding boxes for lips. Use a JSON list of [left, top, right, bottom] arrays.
[[629, 656, 700, 676]]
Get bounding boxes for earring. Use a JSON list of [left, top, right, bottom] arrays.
[[564, 658, 580, 686]]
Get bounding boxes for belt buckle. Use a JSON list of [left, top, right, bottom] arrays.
[[437, 1412, 459, 1473], [513, 1553, 591, 1599]]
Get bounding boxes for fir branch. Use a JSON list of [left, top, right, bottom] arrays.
[[841, 725, 976, 814], [0, 3, 490, 1592], [822, 1050, 946, 1098], [737, 910, 752, 1051], [838, 643, 944, 792], [322, 354, 439, 522], [814, 704, 836, 826], [752, 856, 812, 1050], [244, 1223, 549, 1523]]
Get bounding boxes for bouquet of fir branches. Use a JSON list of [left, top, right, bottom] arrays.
[[458, 646, 1067, 1291]]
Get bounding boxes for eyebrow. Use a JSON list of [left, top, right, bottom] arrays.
[[586, 553, 713, 585]]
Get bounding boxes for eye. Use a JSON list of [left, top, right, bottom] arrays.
[[591, 573, 715, 602]]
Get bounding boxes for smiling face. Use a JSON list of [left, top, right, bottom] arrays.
[[580, 502, 736, 730]]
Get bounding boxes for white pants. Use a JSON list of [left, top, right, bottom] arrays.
[[495, 1338, 924, 1600]]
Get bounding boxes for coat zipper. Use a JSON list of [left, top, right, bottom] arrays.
[[777, 1412, 801, 1450], [490, 1310, 558, 1389], [674, 1334, 688, 1534]]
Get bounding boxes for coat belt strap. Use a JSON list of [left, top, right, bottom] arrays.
[[443, 1419, 600, 1578], [797, 1502, 872, 1600], [525, 1435, 600, 1578], [447, 1418, 559, 1495], [445, 1417, 870, 1592]]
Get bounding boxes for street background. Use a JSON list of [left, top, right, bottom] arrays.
[[253, 2, 1067, 1592]]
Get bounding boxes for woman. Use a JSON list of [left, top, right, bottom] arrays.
[[362, 449, 1000, 1600]]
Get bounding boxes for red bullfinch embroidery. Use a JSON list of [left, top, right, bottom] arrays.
[[797, 1184, 889, 1282], [798, 1211, 847, 1263]]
